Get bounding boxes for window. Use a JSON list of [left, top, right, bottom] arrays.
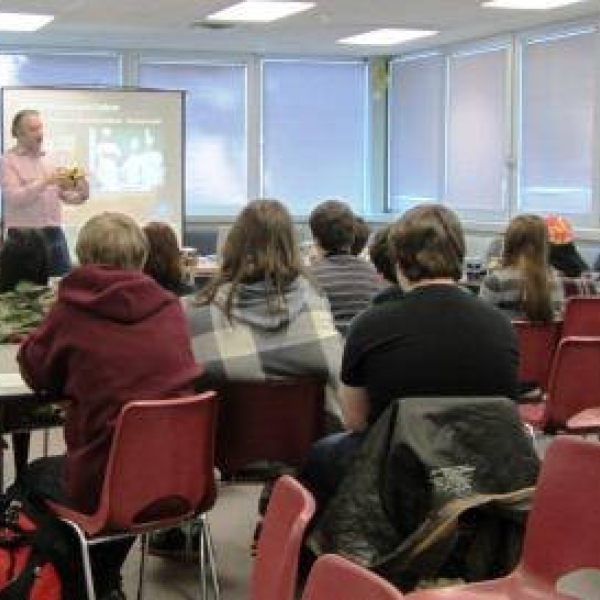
[[519, 29, 597, 222], [261, 60, 367, 215], [139, 61, 247, 216], [0, 52, 120, 86], [388, 54, 444, 212], [446, 45, 510, 218]]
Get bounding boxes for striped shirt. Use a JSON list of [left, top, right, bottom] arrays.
[[310, 254, 382, 336], [479, 266, 565, 320]]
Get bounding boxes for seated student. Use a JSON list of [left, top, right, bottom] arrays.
[[479, 214, 564, 322], [143, 221, 195, 296], [0, 228, 55, 342], [303, 204, 519, 507], [368, 224, 404, 304], [17, 212, 203, 600], [309, 200, 381, 335], [351, 216, 371, 258], [545, 214, 598, 297], [185, 198, 342, 424]]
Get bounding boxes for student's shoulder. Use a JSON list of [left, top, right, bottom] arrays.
[[346, 296, 405, 338]]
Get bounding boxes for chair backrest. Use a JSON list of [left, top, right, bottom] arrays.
[[562, 296, 600, 338], [520, 437, 600, 581], [543, 337, 600, 429], [301, 555, 404, 600], [251, 475, 316, 600], [513, 320, 562, 391], [99, 392, 218, 532], [215, 379, 324, 477]]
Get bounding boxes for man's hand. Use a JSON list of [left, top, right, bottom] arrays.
[[44, 168, 66, 187]]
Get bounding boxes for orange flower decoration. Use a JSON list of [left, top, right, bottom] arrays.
[[545, 215, 573, 245]]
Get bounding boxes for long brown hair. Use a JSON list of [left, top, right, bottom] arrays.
[[502, 214, 553, 323], [197, 199, 307, 319], [143, 222, 183, 291]]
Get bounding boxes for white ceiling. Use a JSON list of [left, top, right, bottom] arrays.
[[0, 0, 599, 56]]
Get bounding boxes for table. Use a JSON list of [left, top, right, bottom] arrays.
[[0, 345, 64, 487], [182, 257, 218, 284]]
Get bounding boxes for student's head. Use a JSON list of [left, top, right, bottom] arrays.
[[309, 200, 356, 255], [503, 214, 553, 323], [143, 222, 183, 290], [221, 198, 303, 284], [369, 225, 397, 285], [200, 199, 306, 317], [503, 214, 549, 269], [11, 109, 43, 153], [389, 204, 465, 285], [544, 215, 588, 278], [0, 229, 50, 293], [76, 212, 148, 270], [351, 217, 370, 256]]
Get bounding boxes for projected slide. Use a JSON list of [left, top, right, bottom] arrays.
[[2, 87, 184, 245]]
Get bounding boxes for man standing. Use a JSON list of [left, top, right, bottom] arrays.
[[1, 109, 89, 275]]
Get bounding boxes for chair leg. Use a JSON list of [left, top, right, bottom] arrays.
[[137, 533, 149, 600], [62, 520, 97, 600], [198, 518, 208, 600], [203, 516, 220, 600]]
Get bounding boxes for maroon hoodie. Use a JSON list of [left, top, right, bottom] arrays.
[[18, 264, 203, 513]]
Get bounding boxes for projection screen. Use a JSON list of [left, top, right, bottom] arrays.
[[1, 86, 184, 248]]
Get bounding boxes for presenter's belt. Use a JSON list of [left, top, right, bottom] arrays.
[[40, 226, 64, 241], [7, 226, 63, 238]]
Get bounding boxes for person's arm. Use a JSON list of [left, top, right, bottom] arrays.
[[0, 156, 55, 207], [340, 384, 370, 431], [17, 308, 66, 396], [478, 273, 500, 305]]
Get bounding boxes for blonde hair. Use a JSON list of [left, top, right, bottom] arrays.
[[76, 212, 148, 270]]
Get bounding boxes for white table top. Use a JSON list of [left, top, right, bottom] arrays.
[[0, 345, 30, 396]]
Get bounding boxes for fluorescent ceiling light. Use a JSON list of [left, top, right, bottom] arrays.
[[482, 0, 587, 9], [338, 28, 438, 46], [0, 12, 54, 31], [206, 1, 314, 23]]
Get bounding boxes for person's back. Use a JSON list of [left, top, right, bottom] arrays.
[[480, 215, 565, 322], [344, 284, 518, 425], [303, 204, 519, 511], [308, 201, 381, 334], [0, 228, 55, 342], [480, 265, 564, 321], [18, 214, 202, 514], [311, 253, 381, 333], [187, 199, 342, 423]]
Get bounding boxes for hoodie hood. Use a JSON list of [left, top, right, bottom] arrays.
[[214, 277, 311, 332], [59, 264, 175, 323]]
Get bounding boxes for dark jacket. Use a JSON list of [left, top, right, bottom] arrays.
[[18, 264, 203, 513], [307, 396, 539, 589]]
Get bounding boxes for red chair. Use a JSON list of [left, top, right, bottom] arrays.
[[562, 296, 600, 338], [251, 475, 316, 600], [519, 337, 600, 432], [216, 379, 325, 478], [47, 392, 219, 600], [512, 320, 562, 394], [407, 436, 600, 600], [302, 554, 404, 600]]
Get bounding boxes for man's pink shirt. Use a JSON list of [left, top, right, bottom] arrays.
[[0, 147, 88, 228]]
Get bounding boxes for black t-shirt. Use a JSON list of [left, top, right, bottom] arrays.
[[342, 284, 519, 425]]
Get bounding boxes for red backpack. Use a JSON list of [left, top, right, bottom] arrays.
[[0, 495, 83, 600]]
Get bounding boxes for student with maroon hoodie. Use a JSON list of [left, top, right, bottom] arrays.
[[17, 212, 203, 600]]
